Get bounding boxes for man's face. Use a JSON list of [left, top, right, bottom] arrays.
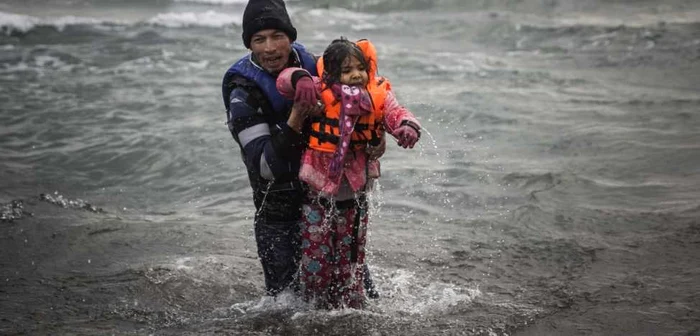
[[249, 29, 292, 74]]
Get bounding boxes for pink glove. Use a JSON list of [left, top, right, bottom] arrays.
[[393, 122, 420, 149], [293, 76, 319, 109], [276, 68, 298, 99]]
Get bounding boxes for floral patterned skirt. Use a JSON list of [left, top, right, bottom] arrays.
[[298, 196, 368, 309]]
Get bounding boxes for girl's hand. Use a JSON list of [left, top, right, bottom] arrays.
[[293, 76, 320, 111], [393, 124, 420, 149]]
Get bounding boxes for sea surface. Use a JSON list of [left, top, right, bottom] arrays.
[[1, 0, 700, 335]]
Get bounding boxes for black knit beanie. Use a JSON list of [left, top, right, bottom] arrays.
[[242, 0, 297, 48]]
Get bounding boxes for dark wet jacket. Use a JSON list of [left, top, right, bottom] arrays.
[[222, 43, 317, 295], [222, 43, 317, 220]]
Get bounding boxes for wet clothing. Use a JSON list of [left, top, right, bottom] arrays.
[[275, 83, 419, 197], [222, 43, 379, 297], [276, 39, 420, 306], [299, 196, 368, 309], [222, 43, 316, 295]]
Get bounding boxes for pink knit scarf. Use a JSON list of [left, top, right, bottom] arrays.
[[327, 83, 373, 183]]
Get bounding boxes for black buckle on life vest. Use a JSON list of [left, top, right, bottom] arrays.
[[311, 116, 371, 131], [309, 129, 370, 147], [309, 129, 338, 145]]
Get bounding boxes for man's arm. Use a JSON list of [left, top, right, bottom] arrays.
[[227, 86, 306, 181]]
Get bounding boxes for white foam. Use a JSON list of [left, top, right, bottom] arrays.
[[307, 8, 376, 21], [351, 22, 378, 31], [33, 55, 67, 68], [0, 61, 30, 73], [146, 10, 242, 28], [175, 257, 194, 270], [174, 0, 247, 4], [228, 267, 481, 317], [0, 11, 39, 34], [1, 9, 240, 34], [371, 268, 481, 315], [230, 291, 309, 313], [0, 11, 119, 34], [49, 15, 107, 30], [303, 8, 387, 33], [186, 60, 210, 70]]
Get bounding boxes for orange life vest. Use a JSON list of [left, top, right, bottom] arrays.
[[308, 39, 391, 153]]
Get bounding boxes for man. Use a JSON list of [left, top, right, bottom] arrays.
[[221, 0, 379, 297]]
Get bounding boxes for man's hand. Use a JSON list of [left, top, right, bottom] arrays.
[[287, 105, 306, 133]]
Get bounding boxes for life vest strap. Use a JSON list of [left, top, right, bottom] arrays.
[[309, 129, 372, 147], [310, 115, 371, 131]]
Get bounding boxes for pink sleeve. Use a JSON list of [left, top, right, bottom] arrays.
[[276, 67, 303, 100], [276, 67, 321, 100], [383, 91, 421, 135]]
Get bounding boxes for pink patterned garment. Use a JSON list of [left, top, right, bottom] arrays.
[[276, 67, 422, 196], [299, 147, 369, 196], [299, 201, 368, 309], [327, 84, 373, 183], [299, 93, 419, 196]]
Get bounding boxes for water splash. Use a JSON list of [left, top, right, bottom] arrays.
[[369, 268, 481, 315], [418, 126, 441, 157], [221, 265, 479, 317], [0, 199, 31, 222], [253, 181, 274, 219], [39, 191, 105, 213], [230, 291, 310, 314], [367, 179, 384, 219]]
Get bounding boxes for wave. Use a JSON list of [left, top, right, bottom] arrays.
[[296, 7, 383, 32], [146, 10, 241, 28], [174, 0, 247, 4], [0, 9, 244, 36], [0, 11, 120, 35], [1, 5, 382, 36], [302, 0, 700, 14]]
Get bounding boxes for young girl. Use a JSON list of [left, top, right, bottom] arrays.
[[277, 38, 421, 308]]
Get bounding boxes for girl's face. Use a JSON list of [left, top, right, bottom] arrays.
[[339, 55, 369, 87]]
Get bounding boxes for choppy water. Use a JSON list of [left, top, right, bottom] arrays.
[[1, 0, 700, 335]]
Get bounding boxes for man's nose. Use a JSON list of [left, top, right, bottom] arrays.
[[263, 39, 275, 52]]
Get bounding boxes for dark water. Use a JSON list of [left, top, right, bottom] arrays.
[[1, 0, 700, 335]]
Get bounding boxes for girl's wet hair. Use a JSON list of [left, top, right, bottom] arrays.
[[322, 37, 369, 87]]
